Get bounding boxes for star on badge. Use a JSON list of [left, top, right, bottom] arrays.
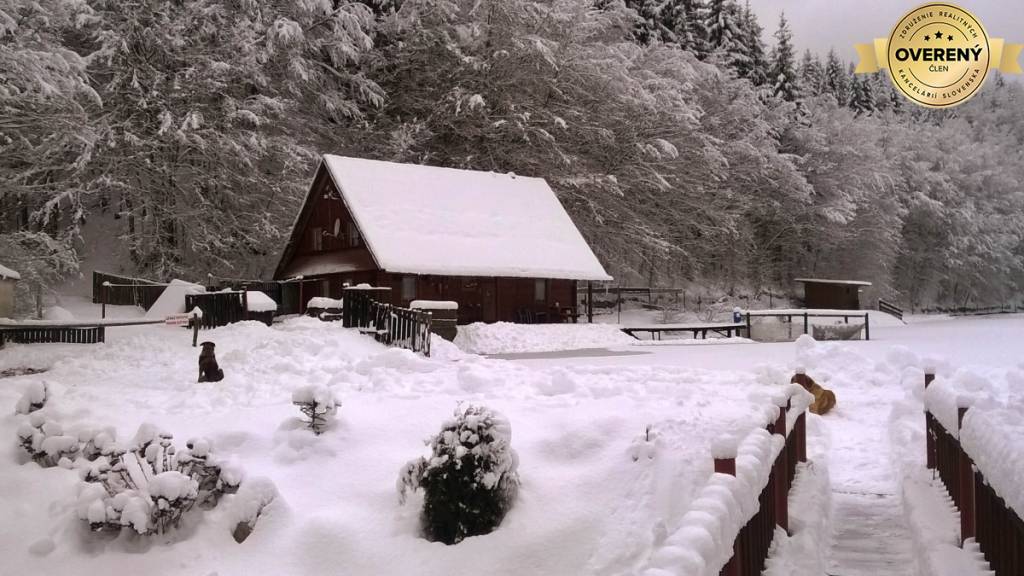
[[935, 31, 944, 40], [924, 35, 931, 41]]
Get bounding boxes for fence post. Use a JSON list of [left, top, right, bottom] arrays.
[[957, 406, 976, 544], [745, 312, 752, 339], [714, 455, 741, 576], [102, 281, 110, 319], [864, 312, 870, 340], [803, 312, 809, 336], [925, 369, 936, 469], [772, 400, 789, 535]]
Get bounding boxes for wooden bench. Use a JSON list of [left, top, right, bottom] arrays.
[[621, 322, 747, 341]]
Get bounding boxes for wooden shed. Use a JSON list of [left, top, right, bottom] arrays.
[[794, 278, 872, 310], [0, 262, 20, 318], [273, 156, 612, 324]]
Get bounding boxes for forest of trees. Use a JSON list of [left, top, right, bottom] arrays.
[[2, 0, 1023, 310]]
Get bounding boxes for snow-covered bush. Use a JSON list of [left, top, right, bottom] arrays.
[[292, 385, 340, 435], [17, 413, 80, 467], [229, 477, 279, 543], [398, 405, 520, 544], [76, 426, 241, 535], [15, 381, 48, 414]]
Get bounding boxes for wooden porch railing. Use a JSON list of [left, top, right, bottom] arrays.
[[342, 287, 432, 357]]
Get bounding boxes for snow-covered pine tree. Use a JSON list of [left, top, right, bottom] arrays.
[[770, 13, 799, 102], [849, 74, 876, 115], [623, 0, 665, 45], [398, 405, 519, 545], [824, 49, 851, 105], [736, 1, 768, 86], [799, 50, 825, 96], [704, 0, 750, 75], [665, 0, 710, 58]]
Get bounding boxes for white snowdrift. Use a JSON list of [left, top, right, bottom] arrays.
[[454, 322, 636, 354], [144, 279, 206, 319]]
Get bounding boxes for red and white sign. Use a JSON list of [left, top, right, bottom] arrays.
[[165, 313, 192, 326]]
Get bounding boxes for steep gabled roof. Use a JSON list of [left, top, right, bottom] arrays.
[[275, 156, 612, 282]]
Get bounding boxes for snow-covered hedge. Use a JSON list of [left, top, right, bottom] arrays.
[[398, 405, 520, 544]]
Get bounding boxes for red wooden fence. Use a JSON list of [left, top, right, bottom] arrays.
[[925, 371, 1023, 575], [718, 388, 808, 576]]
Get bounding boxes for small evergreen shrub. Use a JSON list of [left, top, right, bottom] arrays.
[[292, 385, 340, 435], [398, 405, 519, 544]]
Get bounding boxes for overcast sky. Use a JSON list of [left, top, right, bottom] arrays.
[[747, 0, 1024, 64]]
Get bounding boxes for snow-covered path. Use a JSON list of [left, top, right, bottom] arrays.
[[826, 492, 914, 575], [815, 344, 918, 576]]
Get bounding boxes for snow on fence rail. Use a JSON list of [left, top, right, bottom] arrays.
[[924, 371, 1024, 575], [644, 382, 811, 576], [743, 310, 870, 342], [341, 287, 432, 357]]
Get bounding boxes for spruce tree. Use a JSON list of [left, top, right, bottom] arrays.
[[824, 49, 851, 105], [738, 1, 768, 85], [770, 13, 799, 101], [800, 50, 825, 96], [676, 0, 710, 57], [705, 0, 749, 74]]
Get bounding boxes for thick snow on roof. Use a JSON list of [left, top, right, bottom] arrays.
[[0, 262, 20, 281], [323, 155, 612, 281], [793, 278, 872, 286]]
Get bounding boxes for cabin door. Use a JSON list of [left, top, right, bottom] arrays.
[[482, 279, 497, 323]]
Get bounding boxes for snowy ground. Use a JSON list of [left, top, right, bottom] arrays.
[[1, 307, 1020, 575]]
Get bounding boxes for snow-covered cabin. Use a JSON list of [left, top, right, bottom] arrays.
[[274, 156, 612, 323], [0, 262, 20, 318]]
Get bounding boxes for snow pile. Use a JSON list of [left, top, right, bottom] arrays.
[[960, 404, 1024, 518], [307, 296, 343, 309], [923, 371, 1000, 436], [762, 462, 831, 576], [409, 300, 458, 310], [0, 262, 20, 280], [43, 307, 75, 322], [15, 381, 48, 414], [632, 337, 755, 347], [245, 291, 277, 313], [454, 322, 635, 354], [144, 279, 206, 319]]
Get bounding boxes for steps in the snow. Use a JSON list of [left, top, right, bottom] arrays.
[[826, 491, 916, 576]]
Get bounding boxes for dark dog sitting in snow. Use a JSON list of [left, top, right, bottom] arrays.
[[198, 342, 224, 383]]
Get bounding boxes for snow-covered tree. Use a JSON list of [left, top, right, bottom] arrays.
[[769, 13, 798, 102], [398, 405, 519, 544], [824, 49, 851, 105], [292, 385, 340, 435], [799, 50, 825, 96]]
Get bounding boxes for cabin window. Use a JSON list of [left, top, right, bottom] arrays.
[[310, 227, 323, 251], [401, 276, 417, 301], [534, 279, 547, 302], [347, 220, 361, 247]]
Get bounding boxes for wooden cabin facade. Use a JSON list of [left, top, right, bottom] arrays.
[[274, 156, 611, 324], [794, 278, 872, 310]]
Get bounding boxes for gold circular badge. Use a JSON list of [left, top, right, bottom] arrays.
[[887, 3, 991, 108]]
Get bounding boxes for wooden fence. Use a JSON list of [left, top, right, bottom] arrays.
[[92, 271, 166, 311], [925, 373, 1023, 575], [185, 292, 248, 329], [878, 299, 904, 321], [207, 281, 283, 312], [0, 325, 105, 344], [745, 310, 871, 341], [718, 390, 807, 576], [342, 287, 432, 357]]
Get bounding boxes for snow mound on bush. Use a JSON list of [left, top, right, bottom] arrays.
[[454, 322, 635, 354]]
